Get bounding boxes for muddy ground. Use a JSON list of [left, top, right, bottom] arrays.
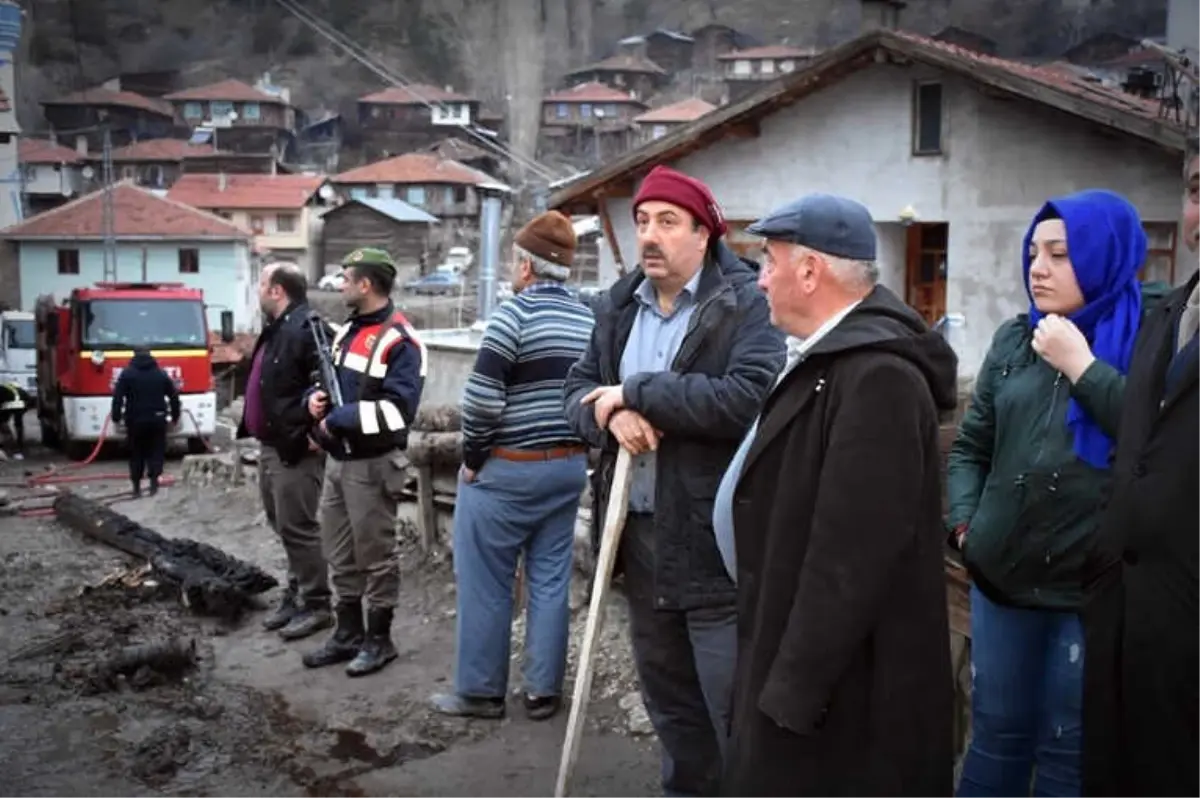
[[0, 436, 659, 797]]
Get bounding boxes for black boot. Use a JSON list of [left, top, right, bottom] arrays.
[[302, 600, 363, 669], [346, 606, 398, 677], [131, 480, 141, 499], [148, 476, 159, 496], [261, 580, 298, 631]]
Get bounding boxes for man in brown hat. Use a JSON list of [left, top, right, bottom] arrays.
[[431, 210, 595, 721]]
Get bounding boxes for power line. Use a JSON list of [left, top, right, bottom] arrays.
[[271, 0, 565, 184]]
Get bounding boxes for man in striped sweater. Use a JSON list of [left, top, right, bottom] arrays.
[[431, 210, 594, 721]]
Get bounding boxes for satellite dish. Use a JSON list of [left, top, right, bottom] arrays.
[[318, 184, 335, 200], [227, 111, 238, 122], [60, 186, 74, 197], [81, 165, 95, 180]]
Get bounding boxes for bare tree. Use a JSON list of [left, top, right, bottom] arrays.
[[502, 0, 545, 180]]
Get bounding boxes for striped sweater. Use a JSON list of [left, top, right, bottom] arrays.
[[461, 282, 595, 470]]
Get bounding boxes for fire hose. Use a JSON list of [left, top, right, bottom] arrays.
[[2, 408, 214, 518]]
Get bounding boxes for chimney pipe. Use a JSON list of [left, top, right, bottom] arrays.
[[218, 172, 227, 191], [476, 187, 503, 322], [74, 135, 87, 155]]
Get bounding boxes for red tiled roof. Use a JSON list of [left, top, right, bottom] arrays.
[[0, 181, 249, 239], [333, 152, 496, 186], [42, 87, 175, 118], [635, 97, 717, 124], [167, 173, 327, 210], [164, 79, 285, 104], [550, 29, 1183, 211], [544, 81, 646, 105], [425, 137, 492, 161], [718, 44, 817, 60], [19, 138, 83, 165], [568, 54, 667, 76], [359, 83, 474, 104], [109, 139, 220, 162]]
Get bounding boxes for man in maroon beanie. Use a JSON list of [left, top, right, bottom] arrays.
[[564, 165, 785, 796]]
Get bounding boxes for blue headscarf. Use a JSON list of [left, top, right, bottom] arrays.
[[1021, 189, 1146, 469]]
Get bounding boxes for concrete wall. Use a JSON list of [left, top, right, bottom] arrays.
[[17, 239, 259, 332], [419, 328, 482, 408], [21, 161, 83, 200], [596, 62, 1188, 379]]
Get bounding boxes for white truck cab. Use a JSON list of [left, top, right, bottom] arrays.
[[0, 310, 36, 395]]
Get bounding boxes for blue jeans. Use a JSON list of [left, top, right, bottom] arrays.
[[451, 453, 587, 698], [958, 586, 1085, 797]]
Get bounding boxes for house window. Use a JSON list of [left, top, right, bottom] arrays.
[[444, 186, 455, 204], [241, 102, 260, 120], [454, 185, 467, 203], [580, 103, 593, 118], [733, 59, 752, 76], [556, 103, 569, 119], [780, 59, 796, 72], [432, 103, 469, 125], [210, 100, 235, 120], [249, 215, 265, 234], [605, 104, 618, 116], [614, 73, 625, 86], [1140, 222, 1177, 283], [406, 186, 426, 206], [276, 213, 296, 233], [57, 249, 80, 275], [178, 248, 200, 274], [183, 102, 203, 119], [913, 81, 944, 155], [760, 59, 775, 74], [652, 124, 668, 139]]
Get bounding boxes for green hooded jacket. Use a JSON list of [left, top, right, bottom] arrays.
[[947, 281, 1171, 610]]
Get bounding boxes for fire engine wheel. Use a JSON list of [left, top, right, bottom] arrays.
[[38, 413, 60, 448], [63, 439, 92, 462], [186, 437, 207, 455]]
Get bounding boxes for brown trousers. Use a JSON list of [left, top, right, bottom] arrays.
[[317, 453, 400, 608], [258, 447, 330, 606]]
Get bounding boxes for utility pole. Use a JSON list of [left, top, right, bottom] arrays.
[[100, 117, 117, 283]]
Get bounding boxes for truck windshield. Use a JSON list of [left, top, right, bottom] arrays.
[[3, 319, 34, 348], [82, 299, 208, 349]]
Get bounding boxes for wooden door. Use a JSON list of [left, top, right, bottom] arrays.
[[906, 223, 948, 325]]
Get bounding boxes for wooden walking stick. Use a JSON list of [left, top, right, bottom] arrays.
[[555, 446, 635, 798]]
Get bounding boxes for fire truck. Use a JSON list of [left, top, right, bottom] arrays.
[[34, 282, 233, 459]]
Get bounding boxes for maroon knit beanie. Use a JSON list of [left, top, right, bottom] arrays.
[[633, 165, 727, 238]]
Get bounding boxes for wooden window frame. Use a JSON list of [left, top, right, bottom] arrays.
[[178, 248, 200, 274], [57, 248, 80, 275], [912, 80, 944, 157], [1140, 221, 1177, 284]]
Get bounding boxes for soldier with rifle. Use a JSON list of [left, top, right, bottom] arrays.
[[303, 247, 426, 677]]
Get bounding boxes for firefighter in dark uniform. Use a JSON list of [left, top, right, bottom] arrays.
[[111, 347, 181, 497], [0, 381, 30, 460], [304, 247, 426, 677]]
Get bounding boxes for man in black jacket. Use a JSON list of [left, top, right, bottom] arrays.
[[1082, 139, 1199, 797], [563, 166, 785, 797], [238, 261, 333, 641], [111, 348, 180, 497]]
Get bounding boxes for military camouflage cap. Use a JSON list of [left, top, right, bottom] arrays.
[[342, 247, 397, 275]]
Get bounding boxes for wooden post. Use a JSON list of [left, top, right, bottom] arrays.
[[416, 463, 437, 552]]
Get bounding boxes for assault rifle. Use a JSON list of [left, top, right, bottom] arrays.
[[308, 311, 344, 409]]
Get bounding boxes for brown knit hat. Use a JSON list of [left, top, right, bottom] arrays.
[[514, 210, 576, 268]]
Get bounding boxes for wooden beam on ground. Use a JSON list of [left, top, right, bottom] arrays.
[[415, 464, 438, 553]]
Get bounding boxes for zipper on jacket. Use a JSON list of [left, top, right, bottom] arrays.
[[672, 284, 734, 371], [1032, 371, 1063, 468]]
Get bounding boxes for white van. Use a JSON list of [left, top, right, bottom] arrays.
[[0, 310, 36, 394]]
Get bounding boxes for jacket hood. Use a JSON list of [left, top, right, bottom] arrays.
[[807, 285, 959, 411], [129, 351, 158, 370]]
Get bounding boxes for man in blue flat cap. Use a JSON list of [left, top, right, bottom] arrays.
[[715, 193, 958, 796]]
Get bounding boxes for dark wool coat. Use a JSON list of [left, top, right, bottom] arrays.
[[723, 287, 958, 797], [1082, 270, 1198, 798]]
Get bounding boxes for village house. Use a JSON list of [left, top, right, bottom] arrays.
[[355, 84, 481, 162], [616, 29, 695, 75], [166, 173, 330, 280], [319, 197, 438, 283], [18, 138, 85, 215], [564, 54, 668, 102], [688, 23, 755, 73], [634, 97, 717, 142], [719, 44, 820, 103], [330, 152, 508, 258], [549, 27, 1189, 383], [164, 78, 296, 160], [96, 138, 220, 191], [40, 83, 178, 152], [424, 137, 500, 179], [540, 82, 647, 163], [0, 182, 257, 332]]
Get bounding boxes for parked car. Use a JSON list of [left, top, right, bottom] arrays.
[[405, 272, 464, 296], [317, 272, 345, 291]]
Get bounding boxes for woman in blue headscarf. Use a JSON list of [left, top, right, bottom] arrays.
[[946, 189, 1166, 797]]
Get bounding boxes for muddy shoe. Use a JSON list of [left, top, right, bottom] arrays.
[[429, 693, 506, 719], [523, 693, 561, 721], [278, 605, 334, 641], [261, 584, 299, 632], [346, 607, 398, 677], [302, 600, 363, 669]]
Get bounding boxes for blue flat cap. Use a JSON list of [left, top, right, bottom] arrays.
[[746, 193, 877, 261]]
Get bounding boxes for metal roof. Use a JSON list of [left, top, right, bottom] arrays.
[[345, 197, 439, 224]]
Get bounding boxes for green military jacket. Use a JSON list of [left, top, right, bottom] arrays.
[[947, 283, 1171, 610]]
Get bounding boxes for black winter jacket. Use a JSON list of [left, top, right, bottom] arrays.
[[111, 351, 180, 426], [237, 301, 327, 465], [563, 242, 786, 611]]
